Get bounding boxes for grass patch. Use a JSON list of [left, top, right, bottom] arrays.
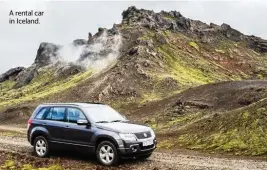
[[156, 45, 228, 86], [0, 131, 24, 137], [146, 112, 202, 131], [177, 98, 267, 155], [158, 139, 175, 149], [0, 69, 93, 109], [1, 160, 15, 169], [215, 49, 225, 54], [189, 42, 199, 51], [0, 80, 15, 91], [0, 160, 63, 170]]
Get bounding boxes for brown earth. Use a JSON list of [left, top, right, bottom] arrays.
[[0, 128, 267, 170]]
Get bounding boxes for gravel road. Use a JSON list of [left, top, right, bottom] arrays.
[[0, 126, 267, 170]]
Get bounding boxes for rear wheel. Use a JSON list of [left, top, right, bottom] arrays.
[[34, 136, 49, 158], [96, 141, 119, 166]]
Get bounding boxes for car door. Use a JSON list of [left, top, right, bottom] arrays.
[[64, 107, 95, 147], [43, 107, 67, 143]]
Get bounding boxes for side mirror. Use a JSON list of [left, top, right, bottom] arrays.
[[77, 119, 89, 126]]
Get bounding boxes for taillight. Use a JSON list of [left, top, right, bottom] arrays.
[[28, 119, 33, 124], [27, 119, 33, 130]]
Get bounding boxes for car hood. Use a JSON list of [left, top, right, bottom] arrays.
[[95, 122, 151, 133]]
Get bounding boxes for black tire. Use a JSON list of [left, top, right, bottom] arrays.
[[139, 153, 152, 160], [34, 136, 49, 158], [96, 141, 119, 166]]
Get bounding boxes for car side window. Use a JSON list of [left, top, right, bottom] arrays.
[[35, 108, 47, 120], [45, 107, 66, 121], [66, 108, 86, 123]]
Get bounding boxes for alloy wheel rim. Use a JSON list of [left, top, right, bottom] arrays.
[[35, 139, 47, 156], [99, 145, 114, 164]]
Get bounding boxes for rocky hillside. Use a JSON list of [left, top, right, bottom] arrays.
[[1, 6, 267, 156]]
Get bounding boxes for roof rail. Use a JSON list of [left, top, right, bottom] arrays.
[[41, 102, 105, 106], [81, 102, 105, 105], [42, 103, 80, 106]]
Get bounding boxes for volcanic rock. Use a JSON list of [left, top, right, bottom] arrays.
[[0, 67, 25, 83], [34, 42, 60, 66]]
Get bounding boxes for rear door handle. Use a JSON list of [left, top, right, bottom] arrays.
[[42, 123, 46, 125], [65, 126, 69, 128]]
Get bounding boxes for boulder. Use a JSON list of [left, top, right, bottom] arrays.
[[94, 27, 107, 38], [220, 23, 243, 41], [0, 67, 25, 83], [129, 47, 139, 55], [73, 39, 87, 46], [155, 33, 167, 45], [34, 42, 60, 66], [14, 65, 38, 88], [247, 36, 267, 53], [108, 24, 120, 35], [55, 63, 85, 78]]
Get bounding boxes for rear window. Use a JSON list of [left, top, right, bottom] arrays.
[[45, 107, 66, 121], [35, 108, 47, 120]]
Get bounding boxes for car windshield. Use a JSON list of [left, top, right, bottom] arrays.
[[84, 105, 126, 123]]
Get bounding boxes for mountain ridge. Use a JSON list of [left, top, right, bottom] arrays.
[[1, 6, 267, 87]]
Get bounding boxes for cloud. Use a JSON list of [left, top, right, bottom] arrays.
[[55, 30, 122, 71]]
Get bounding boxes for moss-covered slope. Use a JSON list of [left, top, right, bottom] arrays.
[[177, 97, 267, 155]]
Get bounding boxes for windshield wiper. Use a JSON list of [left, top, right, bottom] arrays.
[[96, 121, 110, 123]]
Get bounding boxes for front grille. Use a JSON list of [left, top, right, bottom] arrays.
[[135, 131, 152, 139]]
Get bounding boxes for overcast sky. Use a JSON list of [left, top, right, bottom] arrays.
[[0, 0, 266, 74]]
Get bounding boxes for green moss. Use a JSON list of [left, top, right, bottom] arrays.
[[156, 45, 225, 86], [140, 80, 182, 104], [22, 164, 34, 170], [146, 112, 201, 132], [189, 42, 199, 51], [163, 15, 176, 20], [0, 130, 24, 137], [140, 92, 162, 104], [218, 39, 236, 50], [242, 111, 249, 120], [1, 160, 15, 169], [215, 49, 225, 54], [1, 161, 63, 170], [167, 112, 201, 127], [0, 69, 93, 109], [257, 74, 264, 79], [47, 165, 63, 170], [251, 50, 261, 56], [176, 98, 267, 155], [158, 140, 175, 149], [0, 80, 15, 90], [237, 70, 250, 79]]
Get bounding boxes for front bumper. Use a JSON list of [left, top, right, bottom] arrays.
[[118, 138, 157, 157]]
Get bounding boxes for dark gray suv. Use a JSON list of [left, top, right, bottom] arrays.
[[27, 103, 156, 166]]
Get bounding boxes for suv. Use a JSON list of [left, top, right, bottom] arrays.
[[27, 103, 156, 166]]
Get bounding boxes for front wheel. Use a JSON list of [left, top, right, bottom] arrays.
[[96, 141, 119, 166], [34, 136, 49, 158]]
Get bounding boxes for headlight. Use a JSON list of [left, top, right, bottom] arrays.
[[150, 129, 156, 137], [119, 133, 137, 141]]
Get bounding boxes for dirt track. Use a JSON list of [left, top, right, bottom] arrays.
[[0, 126, 267, 170]]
